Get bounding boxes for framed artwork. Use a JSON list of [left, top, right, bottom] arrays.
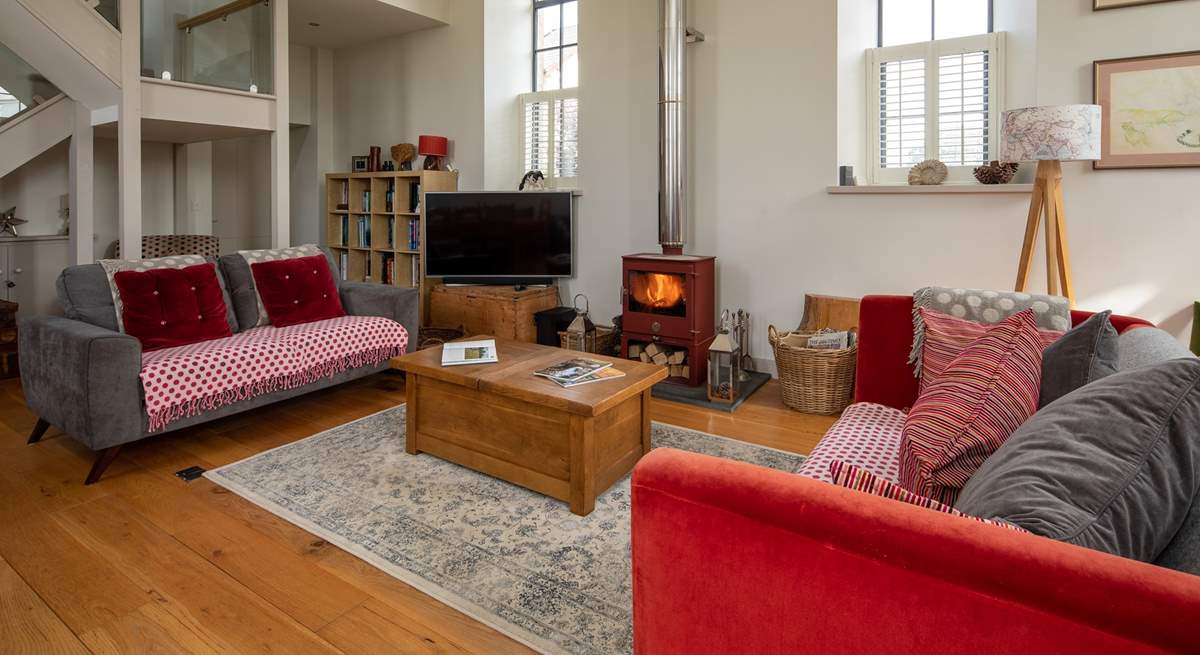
[[1093, 50, 1200, 169], [1094, 0, 1185, 9], [351, 156, 369, 172]]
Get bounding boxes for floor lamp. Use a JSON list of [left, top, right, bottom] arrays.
[[1000, 105, 1102, 307]]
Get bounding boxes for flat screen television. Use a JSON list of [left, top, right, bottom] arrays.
[[424, 191, 573, 285]]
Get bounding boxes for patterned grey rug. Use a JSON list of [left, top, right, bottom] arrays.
[[206, 405, 806, 655]]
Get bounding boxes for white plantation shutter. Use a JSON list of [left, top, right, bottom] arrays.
[[868, 32, 1004, 184], [519, 89, 579, 187]]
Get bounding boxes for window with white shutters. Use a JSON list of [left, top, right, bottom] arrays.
[[867, 32, 1004, 184], [520, 88, 579, 188]]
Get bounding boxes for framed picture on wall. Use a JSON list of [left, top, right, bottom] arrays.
[[1093, 50, 1200, 169], [1094, 0, 1185, 9]]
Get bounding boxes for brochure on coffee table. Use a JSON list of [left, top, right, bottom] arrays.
[[533, 358, 612, 383], [553, 366, 627, 388], [441, 339, 499, 366]]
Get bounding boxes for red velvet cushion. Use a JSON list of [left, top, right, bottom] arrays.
[[114, 263, 233, 352], [249, 254, 345, 328], [899, 310, 1044, 505]]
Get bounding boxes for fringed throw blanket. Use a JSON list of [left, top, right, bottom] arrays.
[[909, 287, 1071, 377], [140, 315, 409, 432]]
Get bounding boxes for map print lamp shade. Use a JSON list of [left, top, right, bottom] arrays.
[[1000, 105, 1102, 162], [1000, 105, 1102, 307]]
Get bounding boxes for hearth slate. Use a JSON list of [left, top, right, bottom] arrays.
[[650, 370, 771, 412]]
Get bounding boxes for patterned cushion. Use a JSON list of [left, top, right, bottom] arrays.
[[899, 310, 1044, 506], [115, 234, 221, 259], [238, 245, 323, 327], [918, 307, 1063, 392], [830, 461, 1029, 533], [140, 315, 409, 432], [797, 402, 907, 483]]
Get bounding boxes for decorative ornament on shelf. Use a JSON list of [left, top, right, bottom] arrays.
[[0, 207, 27, 238], [368, 146, 382, 172], [391, 143, 417, 171], [973, 160, 1020, 184], [907, 159, 948, 185], [418, 135, 449, 171], [519, 171, 547, 191]]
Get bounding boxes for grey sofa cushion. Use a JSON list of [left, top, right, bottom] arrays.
[[1156, 499, 1200, 575], [219, 248, 341, 331], [1119, 326, 1194, 371], [57, 263, 120, 331], [58, 258, 239, 333], [955, 358, 1200, 563], [1038, 310, 1118, 408]]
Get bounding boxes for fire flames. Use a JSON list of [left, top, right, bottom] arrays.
[[631, 273, 686, 310]]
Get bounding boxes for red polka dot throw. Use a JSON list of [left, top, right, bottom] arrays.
[[249, 254, 346, 328], [899, 310, 1044, 505], [139, 316, 408, 432], [113, 263, 233, 352]]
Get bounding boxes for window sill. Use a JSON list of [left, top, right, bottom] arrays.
[[826, 184, 1034, 195]]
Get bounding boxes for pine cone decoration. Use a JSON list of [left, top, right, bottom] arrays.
[[973, 160, 1019, 185]]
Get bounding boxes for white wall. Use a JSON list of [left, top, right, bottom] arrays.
[[483, 0, 531, 190], [332, 0, 485, 188], [0, 136, 175, 257]]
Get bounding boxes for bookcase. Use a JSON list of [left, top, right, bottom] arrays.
[[323, 170, 458, 322]]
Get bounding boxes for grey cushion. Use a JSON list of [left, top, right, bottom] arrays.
[[58, 258, 239, 333], [56, 263, 120, 331], [1155, 499, 1200, 575], [1118, 326, 1195, 372], [219, 248, 341, 331], [1038, 310, 1118, 408], [955, 358, 1200, 563]]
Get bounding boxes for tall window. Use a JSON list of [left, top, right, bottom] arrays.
[[520, 0, 580, 188], [868, 0, 1002, 184]]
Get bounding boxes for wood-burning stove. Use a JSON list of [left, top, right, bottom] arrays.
[[620, 254, 715, 386]]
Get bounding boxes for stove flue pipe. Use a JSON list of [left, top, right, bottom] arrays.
[[658, 0, 687, 256]]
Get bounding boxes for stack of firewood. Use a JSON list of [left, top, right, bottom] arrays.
[[628, 343, 689, 379]]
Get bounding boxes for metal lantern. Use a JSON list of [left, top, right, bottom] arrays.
[[707, 312, 741, 404], [566, 293, 598, 353]]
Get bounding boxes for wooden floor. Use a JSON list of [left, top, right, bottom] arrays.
[[0, 372, 835, 654]]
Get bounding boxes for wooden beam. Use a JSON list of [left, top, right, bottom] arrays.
[[271, 0, 290, 248], [119, 0, 141, 260], [69, 101, 94, 265], [176, 0, 266, 31]]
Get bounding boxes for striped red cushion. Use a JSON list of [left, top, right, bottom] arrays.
[[899, 310, 1044, 505], [919, 307, 1062, 393], [829, 461, 1029, 533]]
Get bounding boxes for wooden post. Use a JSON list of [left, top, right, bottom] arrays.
[[118, 0, 142, 260], [1015, 160, 1074, 307], [69, 101, 94, 265], [270, 0, 290, 248]]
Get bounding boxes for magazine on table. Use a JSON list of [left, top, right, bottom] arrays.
[[553, 366, 627, 388], [534, 358, 612, 384], [441, 339, 499, 366]]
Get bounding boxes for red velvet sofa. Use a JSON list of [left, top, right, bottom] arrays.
[[632, 295, 1200, 654]]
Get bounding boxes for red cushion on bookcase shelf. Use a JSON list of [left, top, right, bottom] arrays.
[[899, 310, 1044, 505], [250, 254, 345, 328], [113, 263, 233, 352]]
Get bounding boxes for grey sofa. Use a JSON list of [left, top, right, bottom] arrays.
[[18, 248, 418, 484]]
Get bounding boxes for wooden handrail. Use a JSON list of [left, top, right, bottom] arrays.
[[176, 0, 266, 31]]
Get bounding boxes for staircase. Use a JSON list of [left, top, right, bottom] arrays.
[[0, 94, 73, 180]]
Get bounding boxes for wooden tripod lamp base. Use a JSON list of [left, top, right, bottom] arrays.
[[1015, 160, 1074, 307]]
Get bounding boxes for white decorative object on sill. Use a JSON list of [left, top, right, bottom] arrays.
[[249, 84, 258, 94], [908, 160, 948, 185], [161, 71, 172, 81]]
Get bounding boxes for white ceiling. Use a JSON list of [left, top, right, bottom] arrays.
[[288, 0, 448, 49]]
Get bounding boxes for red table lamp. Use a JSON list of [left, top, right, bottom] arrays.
[[418, 135, 449, 171]]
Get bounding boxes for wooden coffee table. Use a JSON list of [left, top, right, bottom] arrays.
[[391, 337, 668, 515]]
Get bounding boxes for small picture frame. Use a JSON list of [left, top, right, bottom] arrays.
[[351, 156, 369, 173]]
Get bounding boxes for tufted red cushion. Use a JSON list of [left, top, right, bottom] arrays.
[[113, 263, 233, 352], [249, 254, 345, 328], [899, 310, 1044, 505]]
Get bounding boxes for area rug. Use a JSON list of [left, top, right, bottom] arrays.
[[205, 405, 806, 655]]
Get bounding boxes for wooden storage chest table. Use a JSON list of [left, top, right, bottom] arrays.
[[392, 337, 668, 515], [428, 284, 558, 342]]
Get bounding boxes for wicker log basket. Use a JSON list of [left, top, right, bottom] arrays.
[[769, 325, 857, 415]]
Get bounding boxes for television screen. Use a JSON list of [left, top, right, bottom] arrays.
[[424, 192, 573, 280]]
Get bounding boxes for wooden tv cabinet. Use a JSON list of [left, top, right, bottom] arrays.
[[428, 284, 559, 343]]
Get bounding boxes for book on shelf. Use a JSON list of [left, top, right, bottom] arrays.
[[441, 339, 499, 367], [386, 180, 395, 213], [533, 358, 613, 385], [362, 190, 371, 213], [408, 219, 419, 250], [338, 181, 349, 210], [340, 215, 350, 246], [338, 251, 348, 281], [409, 182, 420, 213], [552, 367, 627, 388], [386, 217, 395, 248]]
